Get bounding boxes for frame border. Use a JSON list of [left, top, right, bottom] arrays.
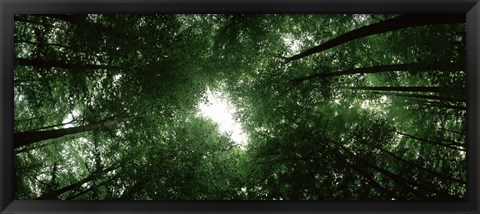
[[1, 0, 479, 213]]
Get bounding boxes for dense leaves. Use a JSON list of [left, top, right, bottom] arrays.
[[14, 14, 466, 200]]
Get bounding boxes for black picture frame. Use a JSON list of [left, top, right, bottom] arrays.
[[1, 0, 479, 213]]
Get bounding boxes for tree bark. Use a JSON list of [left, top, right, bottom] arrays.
[[436, 137, 465, 148], [341, 159, 403, 200], [15, 142, 49, 154], [371, 144, 465, 184], [334, 144, 421, 197], [289, 62, 461, 85], [284, 14, 465, 62], [418, 100, 467, 111], [370, 91, 466, 103], [337, 144, 461, 199], [438, 127, 465, 135], [37, 162, 120, 200], [257, 152, 403, 200], [44, 14, 133, 41], [22, 120, 77, 133], [65, 175, 118, 200], [15, 164, 43, 171], [44, 14, 85, 24], [15, 40, 70, 49], [14, 119, 117, 148], [14, 16, 43, 25], [16, 58, 118, 70], [328, 146, 402, 199], [396, 131, 466, 152], [344, 86, 445, 93]]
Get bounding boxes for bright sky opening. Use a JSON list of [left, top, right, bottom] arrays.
[[283, 34, 302, 53], [62, 109, 81, 128], [197, 89, 248, 147]]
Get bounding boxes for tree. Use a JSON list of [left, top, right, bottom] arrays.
[[283, 14, 465, 62], [14, 14, 467, 200], [14, 118, 118, 148]]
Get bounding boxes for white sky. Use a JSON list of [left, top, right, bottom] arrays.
[[62, 109, 80, 128], [60, 89, 250, 148], [283, 34, 302, 54], [197, 89, 248, 147]]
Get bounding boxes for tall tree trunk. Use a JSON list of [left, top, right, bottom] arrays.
[[333, 144, 422, 197], [44, 14, 85, 24], [283, 14, 465, 62], [396, 131, 466, 151], [14, 119, 118, 148], [342, 159, 404, 200], [14, 79, 41, 85], [22, 120, 77, 133], [15, 164, 43, 171], [15, 40, 71, 49], [289, 62, 461, 86], [16, 58, 119, 70], [344, 86, 447, 93], [418, 100, 467, 111], [37, 162, 120, 200], [368, 143, 465, 184], [257, 151, 403, 200], [348, 86, 466, 104], [65, 174, 118, 200], [14, 16, 43, 25], [337, 144, 461, 199], [44, 14, 132, 41], [15, 142, 49, 154], [91, 133, 102, 200], [370, 91, 466, 103], [438, 127, 465, 135], [330, 148, 403, 199], [436, 137, 465, 148]]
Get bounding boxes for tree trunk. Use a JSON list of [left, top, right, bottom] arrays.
[[396, 131, 466, 152], [330, 148, 403, 199], [289, 62, 461, 85], [370, 91, 466, 103], [14, 16, 43, 25], [37, 162, 120, 200], [16, 58, 119, 70], [342, 159, 404, 200], [15, 142, 49, 154], [15, 40, 70, 49], [22, 120, 77, 133], [338, 144, 461, 199], [14, 79, 41, 85], [438, 127, 465, 135], [284, 14, 465, 62], [344, 86, 446, 93], [419, 100, 467, 111], [65, 175, 118, 200], [44, 14, 85, 24], [372, 144, 465, 184], [436, 137, 465, 148], [14, 119, 117, 148], [335, 144, 422, 197], [257, 152, 403, 199], [15, 164, 43, 171], [348, 86, 466, 104], [44, 14, 132, 41]]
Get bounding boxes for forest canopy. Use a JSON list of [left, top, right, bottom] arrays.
[[14, 14, 467, 200]]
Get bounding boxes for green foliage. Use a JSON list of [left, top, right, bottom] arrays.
[[14, 14, 466, 200]]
